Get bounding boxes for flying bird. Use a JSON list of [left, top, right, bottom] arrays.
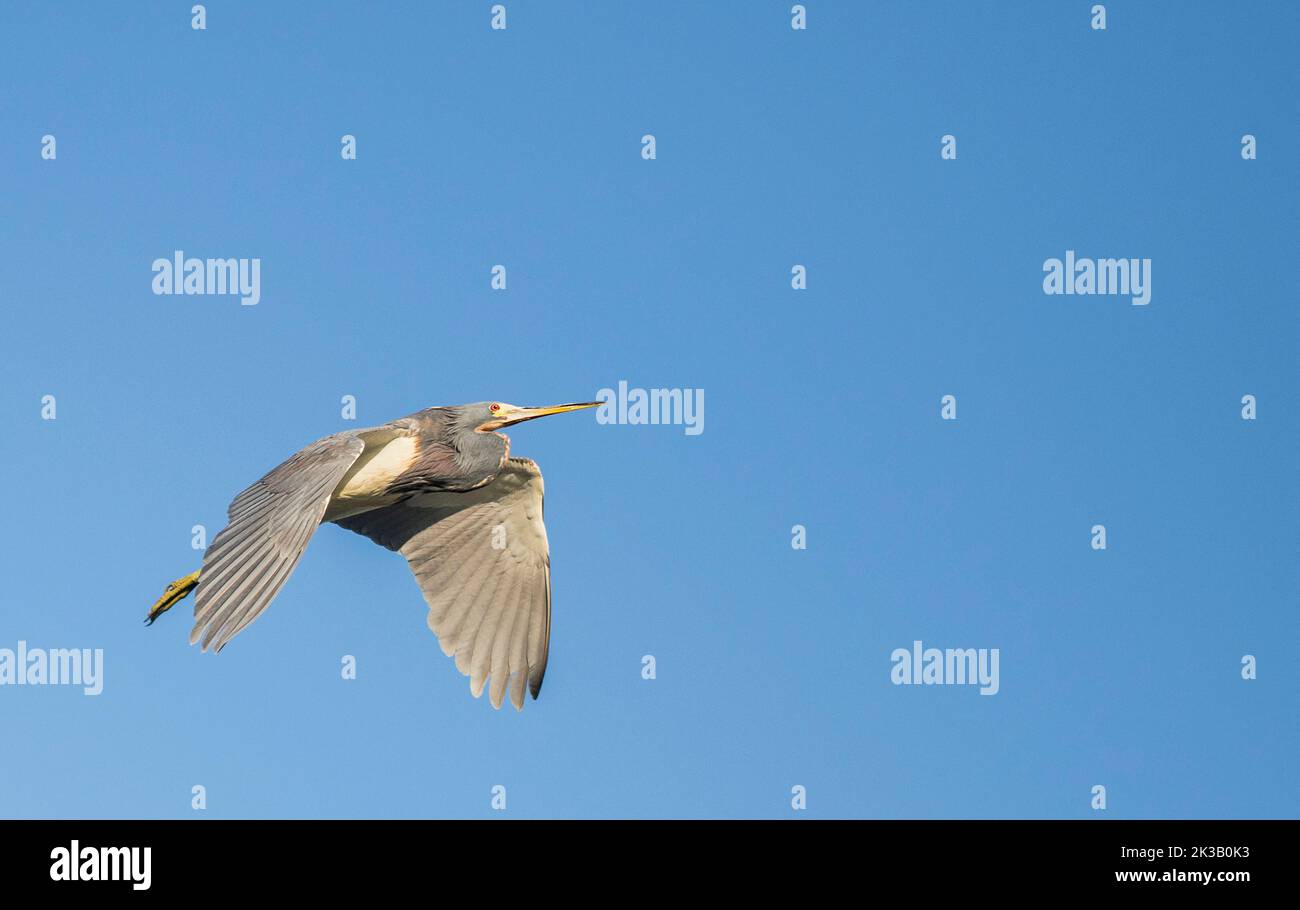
[[146, 401, 600, 710]]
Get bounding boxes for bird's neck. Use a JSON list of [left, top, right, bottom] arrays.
[[450, 426, 509, 489]]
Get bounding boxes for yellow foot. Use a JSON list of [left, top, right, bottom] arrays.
[[145, 570, 201, 625]]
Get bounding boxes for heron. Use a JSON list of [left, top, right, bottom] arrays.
[[145, 400, 601, 711]]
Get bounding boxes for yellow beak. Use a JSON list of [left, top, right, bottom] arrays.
[[498, 401, 602, 427]]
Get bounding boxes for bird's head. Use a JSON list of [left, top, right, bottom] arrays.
[[471, 400, 602, 432]]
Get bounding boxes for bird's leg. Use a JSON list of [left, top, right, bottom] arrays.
[[145, 570, 201, 625]]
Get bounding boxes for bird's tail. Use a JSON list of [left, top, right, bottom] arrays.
[[146, 570, 201, 625]]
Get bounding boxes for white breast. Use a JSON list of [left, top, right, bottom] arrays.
[[329, 435, 419, 515]]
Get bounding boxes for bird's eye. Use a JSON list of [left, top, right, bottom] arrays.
[[490, 403, 501, 412]]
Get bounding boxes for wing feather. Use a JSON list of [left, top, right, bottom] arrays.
[[435, 536, 502, 657], [335, 458, 553, 711], [488, 575, 527, 709], [190, 433, 367, 651], [469, 564, 515, 692]]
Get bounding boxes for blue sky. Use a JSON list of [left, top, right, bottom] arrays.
[[1, 1, 1296, 818]]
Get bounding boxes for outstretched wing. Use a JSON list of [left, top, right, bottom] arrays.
[[191, 432, 367, 651], [335, 458, 551, 711]]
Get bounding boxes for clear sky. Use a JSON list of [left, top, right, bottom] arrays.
[[1, 1, 1296, 819]]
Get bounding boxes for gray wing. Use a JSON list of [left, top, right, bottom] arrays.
[[191, 432, 367, 651], [335, 457, 551, 711]]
